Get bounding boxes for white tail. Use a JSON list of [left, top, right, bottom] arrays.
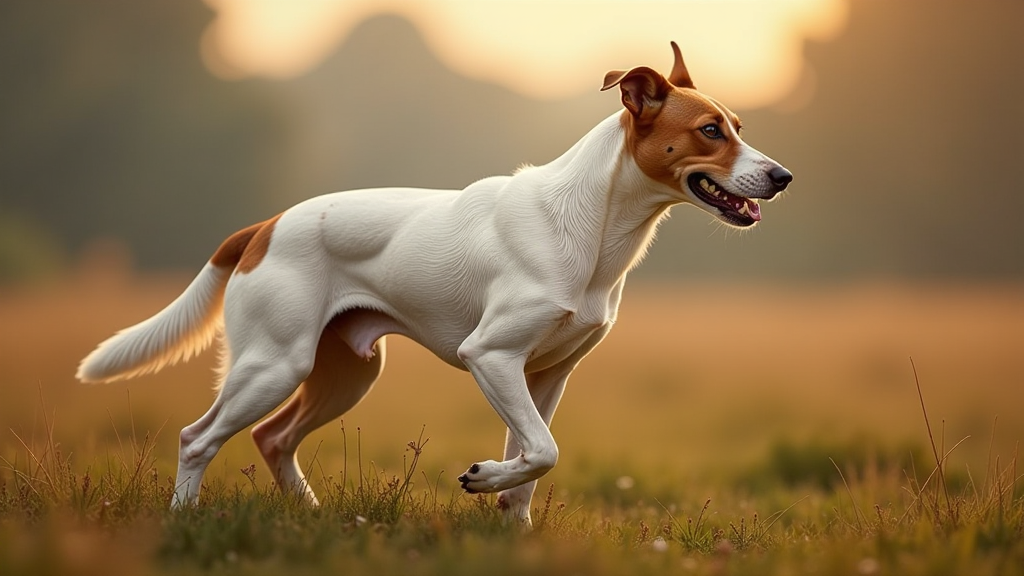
[[76, 263, 231, 383]]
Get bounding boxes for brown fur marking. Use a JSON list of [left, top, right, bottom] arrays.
[[622, 88, 742, 191], [209, 213, 283, 273]]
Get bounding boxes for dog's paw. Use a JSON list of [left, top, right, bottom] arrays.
[[458, 460, 502, 493]]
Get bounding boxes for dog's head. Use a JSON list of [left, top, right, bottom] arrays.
[[602, 42, 792, 228]]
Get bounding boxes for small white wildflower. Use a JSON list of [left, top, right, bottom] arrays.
[[857, 557, 880, 575], [651, 537, 669, 552]]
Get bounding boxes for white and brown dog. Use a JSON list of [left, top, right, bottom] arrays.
[[78, 43, 791, 525]]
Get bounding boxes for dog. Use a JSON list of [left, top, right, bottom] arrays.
[[77, 42, 792, 525]]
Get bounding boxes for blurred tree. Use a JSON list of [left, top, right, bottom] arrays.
[[0, 0, 288, 270], [0, 210, 65, 283], [0, 0, 1020, 280]]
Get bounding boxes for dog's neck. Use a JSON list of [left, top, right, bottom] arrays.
[[531, 113, 676, 288]]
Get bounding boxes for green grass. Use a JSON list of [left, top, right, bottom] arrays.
[[2, 377, 1023, 576], [3, 279, 1022, 574]]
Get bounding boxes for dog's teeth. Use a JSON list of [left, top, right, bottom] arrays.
[[738, 203, 749, 216], [700, 179, 710, 190], [708, 184, 717, 195]]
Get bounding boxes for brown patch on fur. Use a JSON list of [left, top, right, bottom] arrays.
[[667, 41, 695, 89], [621, 89, 742, 191], [602, 67, 672, 125], [603, 43, 743, 193], [209, 213, 283, 273]]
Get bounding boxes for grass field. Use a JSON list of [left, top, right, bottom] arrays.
[[2, 269, 1023, 574]]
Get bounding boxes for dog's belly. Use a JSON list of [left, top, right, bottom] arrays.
[[327, 306, 470, 369], [328, 303, 608, 375]]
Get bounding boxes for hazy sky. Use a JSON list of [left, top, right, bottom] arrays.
[[5, 0, 1019, 279], [200, 0, 848, 109]]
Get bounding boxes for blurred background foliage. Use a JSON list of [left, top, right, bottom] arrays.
[[1, 0, 1021, 283], [1, 10, 1022, 573]]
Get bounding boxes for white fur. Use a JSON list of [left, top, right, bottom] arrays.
[[76, 263, 229, 383], [79, 104, 785, 525]]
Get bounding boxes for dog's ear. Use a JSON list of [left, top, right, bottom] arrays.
[[667, 41, 695, 89], [601, 66, 672, 121]]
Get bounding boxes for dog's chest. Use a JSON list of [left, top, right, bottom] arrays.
[[525, 290, 621, 373]]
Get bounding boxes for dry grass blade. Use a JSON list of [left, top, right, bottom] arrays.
[[759, 496, 809, 535], [830, 456, 865, 531], [910, 357, 956, 526]]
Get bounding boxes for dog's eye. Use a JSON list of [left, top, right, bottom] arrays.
[[701, 124, 721, 139]]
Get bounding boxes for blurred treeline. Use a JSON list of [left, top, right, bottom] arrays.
[[1, 0, 1022, 283]]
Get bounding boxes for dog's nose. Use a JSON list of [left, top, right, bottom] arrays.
[[768, 166, 793, 191]]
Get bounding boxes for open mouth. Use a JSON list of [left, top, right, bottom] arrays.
[[686, 173, 760, 227]]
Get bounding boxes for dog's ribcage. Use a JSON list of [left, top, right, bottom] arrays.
[[224, 116, 644, 375]]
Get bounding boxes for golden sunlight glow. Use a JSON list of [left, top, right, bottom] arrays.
[[201, 0, 849, 109]]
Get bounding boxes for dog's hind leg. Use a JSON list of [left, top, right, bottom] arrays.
[[173, 315, 322, 508], [251, 318, 385, 505]]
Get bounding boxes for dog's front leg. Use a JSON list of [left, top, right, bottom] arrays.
[[492, 367, 568, 526], [493, 324, 612, 526], [456, 349, 557, 493], [456, 310, 564, 494]]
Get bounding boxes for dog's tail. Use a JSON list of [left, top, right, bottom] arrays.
[[76, 217, 276, 384]]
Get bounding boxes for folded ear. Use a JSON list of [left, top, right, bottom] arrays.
[[667, 41, 695, 89], [601, 66, 672, 120]]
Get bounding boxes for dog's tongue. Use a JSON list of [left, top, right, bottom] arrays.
[[720, 189, 761, 222]]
